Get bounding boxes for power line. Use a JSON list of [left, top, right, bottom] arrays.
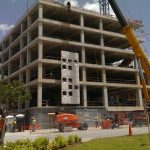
[[119, 0, 134, 20], [138, 32, 150, 37]]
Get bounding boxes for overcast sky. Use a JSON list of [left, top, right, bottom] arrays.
[[0, 0, 150, 55]]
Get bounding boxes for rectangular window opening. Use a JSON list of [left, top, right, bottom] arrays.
[[68, 59, 72, 63], [68, 65, 72, 70], [62, 78, 67, 82], [69, 91, 73, 96], [75, 85, 78, 89], [62, 58, 66, 62], [62, 65, 67, 69], [69, 78, 72, 82], [63, 91, 67, 95], [69, 85, 72, 89]]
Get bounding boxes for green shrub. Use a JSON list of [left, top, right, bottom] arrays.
[[5, 142, 15, 150], [73, 135, 82, 143], [67, 135, 82, 145], [5, 134, 81, 150], [47, 142, 52, 150], [67, 135, 75, 145], [32, 137, 49, 150], [5, 139, 33, 150], [16, 139, 32, 148], [52, 135, 67, 150], [51, 141, 60, 150]]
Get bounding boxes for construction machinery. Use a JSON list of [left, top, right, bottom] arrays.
[[108, 0, 150, 106], [48, 112, 88, 132]]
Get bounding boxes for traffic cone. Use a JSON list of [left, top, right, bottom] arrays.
[[128, 123, 132, 136]]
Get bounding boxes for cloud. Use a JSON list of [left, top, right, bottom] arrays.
[[0, 24, 14, 35], [63, 0, 79, 7], [83, 0, 115, 16], [83, 1, 99, 12], [109, 6, 115, 16]]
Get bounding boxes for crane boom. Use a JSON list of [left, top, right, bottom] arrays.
[[108, 0, 150, 102]]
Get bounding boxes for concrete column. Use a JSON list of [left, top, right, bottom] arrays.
[[39, 4, 43, 19], [37, 83, 42, 107], [27, 32, 31, 44], [27, 15, 31, 44], [1, 53, 4, 78], [83, 85, 87, 107], [38, 41, 43, 59], [99, 18, 103, 30], [103, 86, 108, 107], [81, 13, 87, 107], [102, 69, 106, 83], [82, 67, 86, 82], [27, 15, 31, 27], [38, 4, 43, 37], [82, 47, 87, 107], [100, 17, 108, 107], [38, 40, 43, 111], [80, 30, 84, 43], [99, 18, 104, 46], [38, 63, 43, 79], [101, 50, 105, 65], [135, 72, 140, 85], [21, 23, 23, 34], [25, 88, 30, 108], [99, 18, 108, 107], [102, 68, 108, 107], [18, 73, 23, 110], [20, 54, 23, 68], [9, 48, 12, 59], [136, 88, 143, 106], [80, 14, 84, 26], [134, 57, 138, 69], [100, 35, 104, 47], [80, 14, 84, 43], [8, 62, 11, 75], [26, 69, 31, 83], [38, 22, 43, 37], [38, 41, 43, 80], [100, 18, 105, 66], [82, 47, 85, 63], [82, 65, 87, 107], [20, 37, 23, 49], [19, 72, 23, 81], [27, 48, 31, 64]]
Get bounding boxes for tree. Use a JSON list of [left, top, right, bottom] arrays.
[[0, 80, 31, 110], [0, 80, 31, 145]]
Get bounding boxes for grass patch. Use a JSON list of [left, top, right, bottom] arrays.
[[66, 134, 150, 150]]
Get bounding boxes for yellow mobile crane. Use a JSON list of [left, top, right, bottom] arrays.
[[108, 0, 150, 105]]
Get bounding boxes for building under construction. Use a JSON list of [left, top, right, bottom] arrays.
[[0, 0, 145, 120]]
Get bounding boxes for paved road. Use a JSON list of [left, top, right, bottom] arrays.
[[4, 126, 149, 143]]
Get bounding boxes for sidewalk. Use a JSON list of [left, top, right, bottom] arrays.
[[4, 126, 149, 143]]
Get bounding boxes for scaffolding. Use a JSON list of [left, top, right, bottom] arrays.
[[99, 0, 110, 15]]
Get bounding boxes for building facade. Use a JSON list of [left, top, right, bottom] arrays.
[[0, 0, 145, 116]]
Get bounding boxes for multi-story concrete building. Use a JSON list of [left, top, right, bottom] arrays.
[[0, 0, 145, 119]]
